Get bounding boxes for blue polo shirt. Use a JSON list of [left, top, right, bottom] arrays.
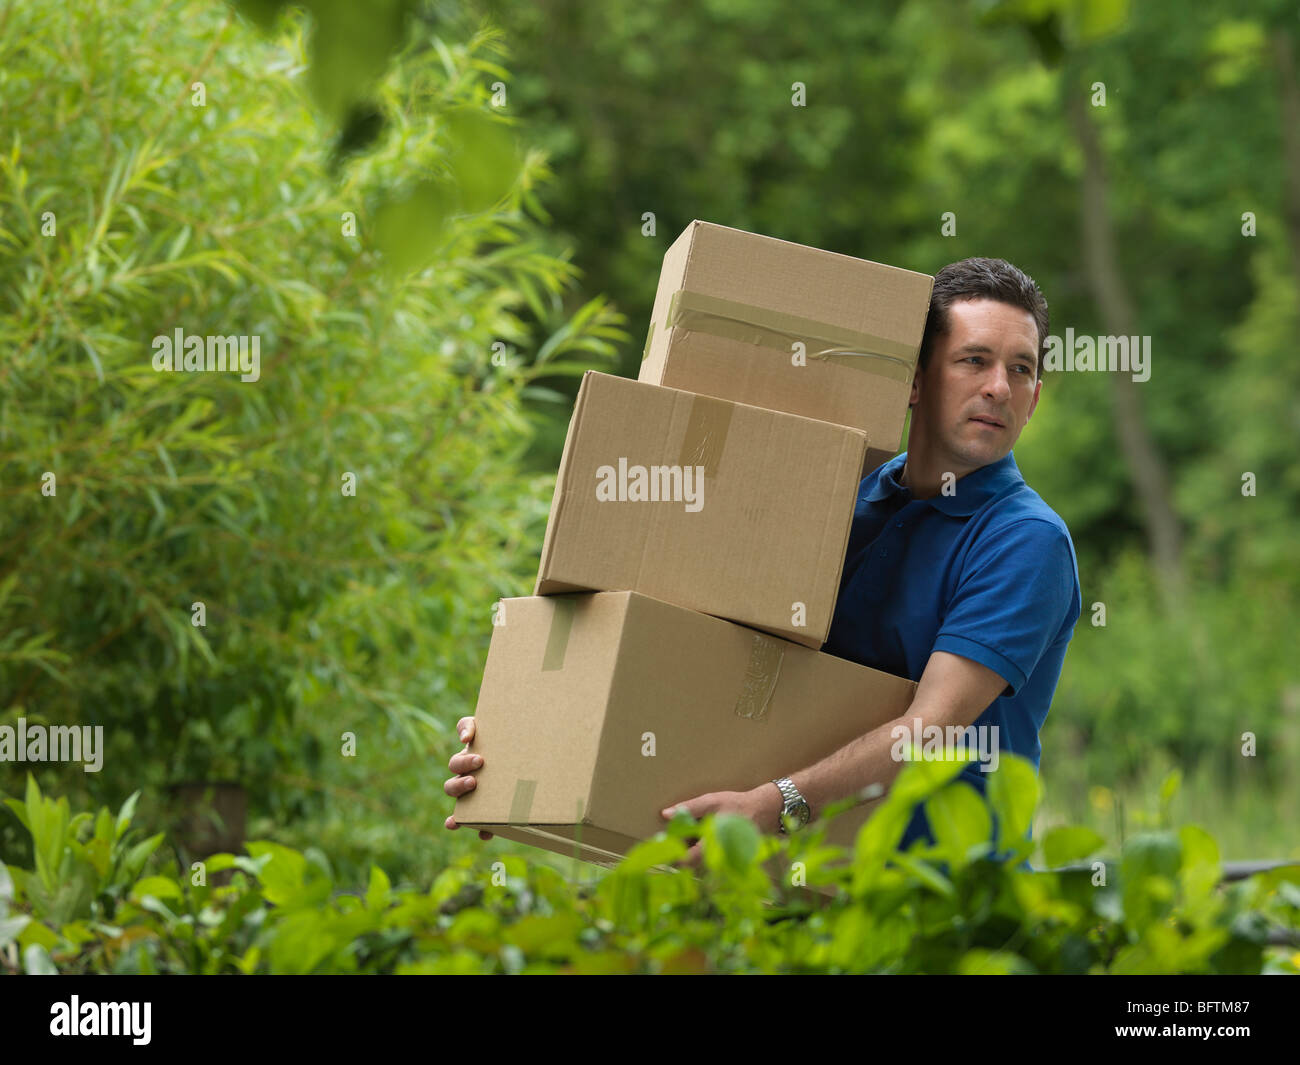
[[822, 450, 1081, 853]]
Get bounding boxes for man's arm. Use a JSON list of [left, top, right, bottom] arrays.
[[771, 518, 1080, 828], [660, 650, 1011, 861], [754, 649, 1011, 829]]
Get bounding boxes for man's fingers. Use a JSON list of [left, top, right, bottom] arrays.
[[448, 751, 483, 775], [444, 814, 494, 841], [447, 718, 488, 840], [662, 800, 696, 820], [662, 794, 716, 821], [443, 774, 477, 798]]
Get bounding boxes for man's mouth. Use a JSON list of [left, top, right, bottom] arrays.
[[969, 415, 1005, 429]]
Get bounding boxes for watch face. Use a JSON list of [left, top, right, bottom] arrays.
[[787, 801, 810, 827]]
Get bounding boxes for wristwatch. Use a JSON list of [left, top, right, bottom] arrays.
[[771, 777, 810, 834]]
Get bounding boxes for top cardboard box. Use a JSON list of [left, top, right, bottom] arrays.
[[639, 220, 933, 473]]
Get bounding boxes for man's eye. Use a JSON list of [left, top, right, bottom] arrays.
[[964, 356, 982, 364]]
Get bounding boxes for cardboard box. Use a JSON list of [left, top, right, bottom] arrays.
[[639, 220, 934, 472], [534, 371, 866, 649], [452, 591, 918, 868]]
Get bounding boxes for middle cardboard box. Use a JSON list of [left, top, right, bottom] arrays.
[[535, 370, 868, 649]]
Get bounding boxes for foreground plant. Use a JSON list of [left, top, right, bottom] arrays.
[[4, 759, 1298, 975]]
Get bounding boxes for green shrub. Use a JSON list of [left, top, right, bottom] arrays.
[[0, 0, 625, 873], [4, 760, 1297, 974]]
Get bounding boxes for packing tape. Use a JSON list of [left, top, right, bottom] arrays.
[[541, 596, 577, 672], [509, 778, 537, 822], [641, 320, 655, 361], [735, 632, 785, 721], [676, 393, 732, 478], [665, 289, 916, 383]]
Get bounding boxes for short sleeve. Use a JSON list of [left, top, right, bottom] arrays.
[[931, 519, 1080, 697]]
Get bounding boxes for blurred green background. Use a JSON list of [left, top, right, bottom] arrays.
[[1, 0, 1297, 891]]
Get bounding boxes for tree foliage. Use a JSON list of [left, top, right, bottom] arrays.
[[0, 0, 624, 865]]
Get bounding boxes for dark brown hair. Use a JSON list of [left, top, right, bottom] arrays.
[[918, 258, 1049, 378]]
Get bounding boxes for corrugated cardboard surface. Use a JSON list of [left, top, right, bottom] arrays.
[[453, 591, 918, 863], [534, 371, 866, 648], [450, 593, 618, 831], [639, 220, 933, 465]]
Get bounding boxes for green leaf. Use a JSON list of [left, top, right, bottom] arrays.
[[1122, 831, 1182, 881], [504, 913, 583, 955], [1159, 768, 1182, 806], [365, 865, 391, 912], [59, 920, 97, 946], [1042, 825, 1106, 867], [18, 919, 59, 952], [119, 833, 164, 885], [620, 835, 687, 874], [1177, 824, 1220, 905], [92, 807, 113, 845], [926, 782, 993, 867], [956, 948, 1035, 975], [23, 943, 57, 975], [265, 909, 335, 974], [1075, 0, 1129, 41], [372, 179, 455, 275], [707, 815, 760, 874], [442, 107, 521, 213], [231, 0, 289, 33], [84, 837, 112, 879], [1120, 831, 1182, 932], [114, 790, 140, 841], [132, 876, 183, 901], [891, 850, 956, 897], [0, 914, 31, 946], [889, 750, 974, 809], [246, 841, 331, 909], [985, 754, 1040, 844]]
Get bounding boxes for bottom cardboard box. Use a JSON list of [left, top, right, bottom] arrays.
[[453, 591, 918, 888]]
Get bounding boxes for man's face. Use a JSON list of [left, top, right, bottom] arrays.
[[909, 297, 1042, 476]]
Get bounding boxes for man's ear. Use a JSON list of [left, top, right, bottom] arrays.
[[1025, 376, 1042, 422], [908, 369, 921, 408]]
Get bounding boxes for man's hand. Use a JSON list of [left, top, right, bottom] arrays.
[[660, 784, 784, 866], [443, 716, 494, 840]]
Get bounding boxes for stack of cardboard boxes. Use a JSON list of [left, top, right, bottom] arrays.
[[453, 221, 934, 867]]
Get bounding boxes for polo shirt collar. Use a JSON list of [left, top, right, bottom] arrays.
[[865, 453, 909, 502], [867, 451, 1024, 516]]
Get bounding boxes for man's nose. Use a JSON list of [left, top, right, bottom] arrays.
[[983, 364, 1012, 401]]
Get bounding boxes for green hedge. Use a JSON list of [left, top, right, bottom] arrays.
[[5, 757, 1298, 974]]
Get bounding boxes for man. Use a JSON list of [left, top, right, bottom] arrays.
[[446, 257, 1081, 860]]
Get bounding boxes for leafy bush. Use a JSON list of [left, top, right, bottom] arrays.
[[4, 759, 1297, 975], [0, 0, 625, 869]]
